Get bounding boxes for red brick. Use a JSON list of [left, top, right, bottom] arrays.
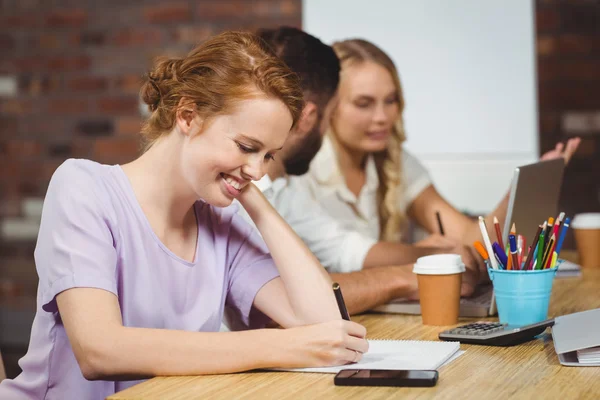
[[46, 9, 87, 27], [0, 118, 18, 139], [536, 35, 600, 57], [93, 138, 141, 162], [539, 112, 560, 133], [0, 14, 41, 29], [0, 157, 20, 180], [112, 28, 163, 47], [20, 118, 66, 138], [41, 159, 65, 181], [0, 33, 16, 51], [571, 138, 596, 158], [538, 60, 600, 82], [68, 76, 108, 92], [18, 75, 61, 96], [71, 138, 94, 158], [539, 84, 600, 110], [114, 74, 143, 94], [0, 99, 34, 115], [280, 0, 301, 17], [70, 31, 106, 47], [116, 116, 143, 136], [47, 98, 89, 115], [0, 194, 22, 218], [37, 33, 62, 50], [536, 8, 560, 32], [97, 96, 139, 115], [4, 139, 43, 157], [12, 57, 46, 72], [144, 3, 191, 24], [93, 52, 146, 74], [197, 0, 253, 18], [172, 26, 213, 45], [46, 55, 91, 72], [76, 119, 114, 137]]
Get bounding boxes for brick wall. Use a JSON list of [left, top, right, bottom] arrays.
[[0, 0, 301, 301], [536, 0, 600, 220]]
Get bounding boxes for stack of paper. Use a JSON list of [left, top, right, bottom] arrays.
[[272, 340, 463, 373], [577, 346, 600, 364]]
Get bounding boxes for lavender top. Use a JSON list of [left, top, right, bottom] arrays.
[[0, 159, 279, 400]]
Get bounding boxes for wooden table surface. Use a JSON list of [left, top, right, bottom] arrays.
[[109, 259, 600, 400]]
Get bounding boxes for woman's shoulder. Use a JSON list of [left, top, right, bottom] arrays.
[[306, 136, 344, 187], [50, 158, 112, 186], [46, 158, 118, 211]]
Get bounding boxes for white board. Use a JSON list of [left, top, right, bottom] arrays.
[[304, 0, 539, 212]]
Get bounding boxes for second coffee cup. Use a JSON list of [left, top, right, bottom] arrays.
[[413, 254, 465, 326]]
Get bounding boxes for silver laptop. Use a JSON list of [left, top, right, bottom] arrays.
[[373, 158, 565, 317]]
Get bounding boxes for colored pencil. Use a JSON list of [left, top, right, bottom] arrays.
[[535, 228, 546, 270], [524, 224, 543, 270], [543, 217, 554, 253], [492, 242, 508, 268], [509, 234, 519, 271], [473, 241, 489, 261], [493, 216, 504, 251], [541, 233, 556, 270], [517, 234, 525, 268], [478, 216, 498, 269], [555, 217, 571, 256]]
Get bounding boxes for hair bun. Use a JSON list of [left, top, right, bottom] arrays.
[[140, 58, 182, 112]]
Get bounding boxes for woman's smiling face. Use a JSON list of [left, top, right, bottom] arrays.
[[180, 96, 292, 207]]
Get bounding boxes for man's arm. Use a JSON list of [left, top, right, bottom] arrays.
[[329, 265, 417, 315], [363, 241, 451, 268]]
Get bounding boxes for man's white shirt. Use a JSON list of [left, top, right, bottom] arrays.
[[236, 175, 377, 273]]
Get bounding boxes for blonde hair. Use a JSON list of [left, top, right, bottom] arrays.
[[331, 39, 407, 241], [140, 31, 304, 148]]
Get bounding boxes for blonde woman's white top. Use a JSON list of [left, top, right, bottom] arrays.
[[297, 136, 433, 241]]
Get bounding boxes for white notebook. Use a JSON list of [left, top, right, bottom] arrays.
[[274, 339, 461, 373]]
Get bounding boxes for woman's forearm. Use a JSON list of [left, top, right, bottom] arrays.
[[84, 326, 287, 380], [238, 184, 340, 323]]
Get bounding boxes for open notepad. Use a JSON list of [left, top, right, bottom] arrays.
[[274, 340, 462, 373]]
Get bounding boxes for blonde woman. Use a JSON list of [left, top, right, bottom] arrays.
[[300, 38, 580, 283]]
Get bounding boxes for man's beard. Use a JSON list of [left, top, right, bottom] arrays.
[[284, 128, 323, 176]]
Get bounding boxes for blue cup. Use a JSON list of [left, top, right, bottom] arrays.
[[488, 267, 557, 327]]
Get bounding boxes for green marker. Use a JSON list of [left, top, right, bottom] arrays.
[[535, 231, 545, 270]]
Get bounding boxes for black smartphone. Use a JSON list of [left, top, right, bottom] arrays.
[[334, 369, 438, 387]]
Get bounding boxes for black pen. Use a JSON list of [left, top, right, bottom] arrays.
[[332, 282, 350, 321], [436, 211, 445, 236]]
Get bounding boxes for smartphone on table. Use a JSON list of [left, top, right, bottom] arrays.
[[334, 369, 438, 387]]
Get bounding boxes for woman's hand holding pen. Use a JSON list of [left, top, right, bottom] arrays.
[[276, 320, 369, 368]]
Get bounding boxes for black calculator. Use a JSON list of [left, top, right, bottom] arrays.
[[438, 319, 555, 346]]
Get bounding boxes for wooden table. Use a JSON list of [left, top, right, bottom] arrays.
[[109, 267, 600, 400]]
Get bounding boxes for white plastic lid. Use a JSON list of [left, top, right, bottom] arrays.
[[413, 254, 466, 275], [571, 213, 600, 230]]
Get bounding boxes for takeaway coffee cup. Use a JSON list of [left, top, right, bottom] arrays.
[[572, 213, 600, 269], [413, 254, 465, 326]]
